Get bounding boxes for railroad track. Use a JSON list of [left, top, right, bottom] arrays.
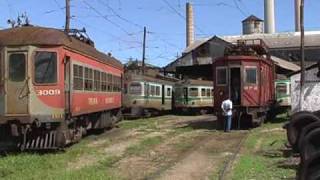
[[218, 131, 250, 180]]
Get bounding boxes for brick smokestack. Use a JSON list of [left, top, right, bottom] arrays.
[[295, 0, 301, 31], [186, 2, 195, 47], [264, 0, 275, 33]]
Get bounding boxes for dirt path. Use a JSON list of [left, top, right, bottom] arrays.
[[107, 115, 248, 180], [65, 115, 248, 179]]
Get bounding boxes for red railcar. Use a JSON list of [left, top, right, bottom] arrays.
[[0, 26, 123, 150], [213, 39, 275, 128]]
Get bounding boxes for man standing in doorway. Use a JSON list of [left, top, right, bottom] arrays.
[[221, 98, 233, 132]]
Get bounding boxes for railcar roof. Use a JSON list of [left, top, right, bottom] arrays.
[[178, 79, 213, 86], [0, 26, 123, 69]]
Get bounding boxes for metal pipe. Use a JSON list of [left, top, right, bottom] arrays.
[[295, 0, 301, 31], [264, 0, 275, 33], [186, 2, 195, 47]]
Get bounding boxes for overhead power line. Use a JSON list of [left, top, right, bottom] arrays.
[[97, 0, 143, 29], [82, 0, 131, 35], [161, 0, 207, 36]]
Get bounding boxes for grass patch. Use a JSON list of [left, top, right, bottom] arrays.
[[231, 120, 296, 180], [125, 136, 164, 156]]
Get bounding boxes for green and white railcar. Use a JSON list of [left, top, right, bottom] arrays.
[[174, 79, 213, 114], [123, 72, 177, 117], [275, 79, 291, 107]]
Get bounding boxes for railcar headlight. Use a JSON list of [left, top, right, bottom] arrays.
[[219, 91, 224, 96]]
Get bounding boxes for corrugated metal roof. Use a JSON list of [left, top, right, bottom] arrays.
[[242, 15, 263, 23], [222, 31, 320, 49], [271, 56, 301, 71], [0, 26, 123, 69]]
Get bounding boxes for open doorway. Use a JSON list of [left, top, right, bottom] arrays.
[[230, 68, 241, 105]]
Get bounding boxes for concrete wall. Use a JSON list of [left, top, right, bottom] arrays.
[[291, 67, 320, 113]]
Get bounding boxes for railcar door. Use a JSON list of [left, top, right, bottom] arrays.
[[5, 52, 29, 115], [230, 67, 241, 105]]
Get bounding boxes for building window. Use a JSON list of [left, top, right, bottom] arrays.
[[84, 67, 93, 91], [73, 64, 84, 90], [34, 51, 57, 84], [216, 68, 227, 85], [94, 70, 101, 91], [245, 68, 257, 84], [101, 72, 107, 92], [9, 53, 26, 82]]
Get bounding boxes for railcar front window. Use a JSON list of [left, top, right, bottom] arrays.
[[245, 68, 257, 84], [129, 82, 142, 95], [276, 83, 288, 98], [216, 68, 227, 85], [34, 51, 57, 84], [189, 88, 198, 97], [9, 54, 26, 82]]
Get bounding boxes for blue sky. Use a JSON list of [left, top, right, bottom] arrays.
[[0, 0, 319, 67]]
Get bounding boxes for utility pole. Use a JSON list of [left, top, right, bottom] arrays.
[[65, 0, 70, 33], [299, 0, 305, 110], [142, 26, 146, 75]]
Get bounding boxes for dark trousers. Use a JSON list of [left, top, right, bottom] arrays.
[[224, 115, 232, 132]]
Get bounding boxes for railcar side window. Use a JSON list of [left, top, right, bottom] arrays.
[[9, 54, 26, 82], [129, 82, 142, 95], [101, 72, 107, 91], [155, 86, 160, 96], [201, 88, 206, 97], [73, 64, 84, 90], [245, 68, 257, 84], [166, 87, 171, 97], [34, 52, 57, 84], [94, 70, 101, 91], [206, 89, 211, 97], [84, 67, 93, 91], [216, 68, 227, 85], [150, 85, 155, 96], [189, 88, 198, 97], [107, 74, 112, 91]]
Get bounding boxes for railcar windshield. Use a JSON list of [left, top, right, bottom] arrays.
[[129, 82, 142, 95], [9, 54, 26, 82], [34, 51, 57, 84]]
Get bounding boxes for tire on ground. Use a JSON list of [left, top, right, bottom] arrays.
[[298, 121, 320, 152], [298, 152, 320, 180], [300, 128, 320, 163], [286, 111, 320, 151]]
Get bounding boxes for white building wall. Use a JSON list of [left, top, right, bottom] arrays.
[[291, 67, 320, 113]]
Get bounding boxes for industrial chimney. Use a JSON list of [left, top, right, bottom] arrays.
[[295, 0, 301, 31], [264, 0, 275, 34], [186, 2, 195, 47]]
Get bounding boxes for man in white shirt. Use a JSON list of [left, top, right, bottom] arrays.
[[221, 98, 233, 132]]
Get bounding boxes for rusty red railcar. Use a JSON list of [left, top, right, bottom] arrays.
[[0, 26, 123, 150], [213, 39, 275, 128]]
